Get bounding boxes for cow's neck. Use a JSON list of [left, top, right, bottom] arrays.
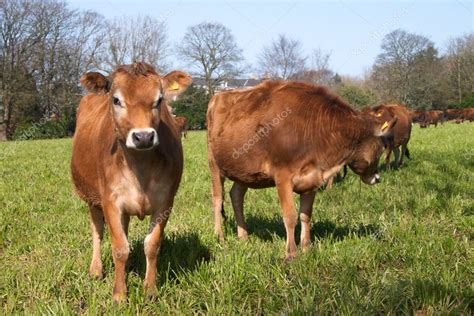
[[343, 113, 375, 162], [117, 142, 163, 180]]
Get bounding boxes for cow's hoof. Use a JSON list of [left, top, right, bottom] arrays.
[[284, 253, 297, 263], [215, 231, 225, 242], [89, 264, 103, 279], [112, 291, 127, 303], [300, 240, 311, 252], [237, 230, 248, 240], [144, 281, 158, 298]]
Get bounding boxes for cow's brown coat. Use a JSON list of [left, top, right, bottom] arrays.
[[71, 62, 191, 301], [207, 81, 396, 260], [366, 104, 412, 169]]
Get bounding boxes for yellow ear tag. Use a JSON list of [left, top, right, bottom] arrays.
[[168, 81, 180, 91], [381, 121, 389, 131], [376, 112, 382, 117]]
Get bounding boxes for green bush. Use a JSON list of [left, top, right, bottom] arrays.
[[338, 84, 378, 109], [172, 85, 210, 129], [12, 117, 70, 140]]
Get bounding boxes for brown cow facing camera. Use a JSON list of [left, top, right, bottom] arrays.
[[71, 62, 191, 301], [207, 81, 396, 261], [174, 116, 188, 138], [365, 104, 412, 169]]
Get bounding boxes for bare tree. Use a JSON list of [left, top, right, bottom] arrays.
[[292, 48, 333, 86], [103, 15, 169, 73], [0, 0, 105, 139], [177, 22, 244, 96], [0, 0, 37, 138], [370, 29, 440, 107], [445, 33, 474, 104], [258, 34, 307, 80]]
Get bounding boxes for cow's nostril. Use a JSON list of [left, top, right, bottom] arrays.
[[146, 132, 154, 143], [132, 132, 142, 144], [128, 129, 157, 149]]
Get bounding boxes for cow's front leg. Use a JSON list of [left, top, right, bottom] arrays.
[[393, 147, 400, 168], [89, 205, 104, 279], [103, 200, 129, 302], [143, 206, 170, 296], [299, 191, 315, 251], [276, 177, 298, 261], [385, 149, 392, 170]]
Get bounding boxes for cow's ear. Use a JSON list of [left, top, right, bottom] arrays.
[[161, 71, 192, 99], [374, 116, 397, 137], [80, 72, 110, 94]]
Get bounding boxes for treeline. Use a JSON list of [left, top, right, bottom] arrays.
[[1, 0, 473, 140], [0, 0, 169, 139]]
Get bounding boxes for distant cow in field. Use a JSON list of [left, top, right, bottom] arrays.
[[422, 110, 444, 127], [207, 81, 396, 260], [462, 108, 474, 122], [174, 116, 188, 138], [71, 62, 191, 301], [444, 109, 464, 123], [366, 104, 412, 169], [411, 109, 444, 128], [410, 109, 426, 125]]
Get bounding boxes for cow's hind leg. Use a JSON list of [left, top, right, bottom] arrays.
[[230, 182, 249, 239], [209, 152, 226, 241], [89, 205, 104, 279], [300, 191, 316, 251], [143, 205, 170, 297], [276, 177, 298, 261]]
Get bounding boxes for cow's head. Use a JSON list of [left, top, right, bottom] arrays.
[[348, 108, 397, 185], [80, 62, 191, 150]]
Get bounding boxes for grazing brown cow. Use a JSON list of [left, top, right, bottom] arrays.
[[422, 110, 444, 127], [366, 104, 412, 169], [410, 109, 426, 125], [174, 116, 188, 138], [207, 81, 396, 260], [410, 109, 445, 127], [71, 62, 191, 301], [462, 108, 474, 122], [444, 109, 465, 123]]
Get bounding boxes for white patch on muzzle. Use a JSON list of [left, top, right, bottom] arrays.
[[369, 174, 381, 185], [125, 128, 159, 150]]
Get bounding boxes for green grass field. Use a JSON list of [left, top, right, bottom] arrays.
[[1, 123, 473, 314]]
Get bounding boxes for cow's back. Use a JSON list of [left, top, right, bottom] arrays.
[[207, 81, 360, 187]]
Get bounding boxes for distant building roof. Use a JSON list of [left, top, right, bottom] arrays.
[[192, 77, 262, 91]]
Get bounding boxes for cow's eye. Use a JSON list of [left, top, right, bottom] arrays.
[[112, 97, 122, 107], [153, 97, 162, 109]]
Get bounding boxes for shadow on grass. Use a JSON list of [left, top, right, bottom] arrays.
[[246, 215, 380, 243], [127, 232, 211, 284]]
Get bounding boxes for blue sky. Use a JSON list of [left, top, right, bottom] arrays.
[[68, 0, 473, 77]]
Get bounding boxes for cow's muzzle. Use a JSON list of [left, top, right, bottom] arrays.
[[126, 128, 159, 150], [362, 173, 381, 185]]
